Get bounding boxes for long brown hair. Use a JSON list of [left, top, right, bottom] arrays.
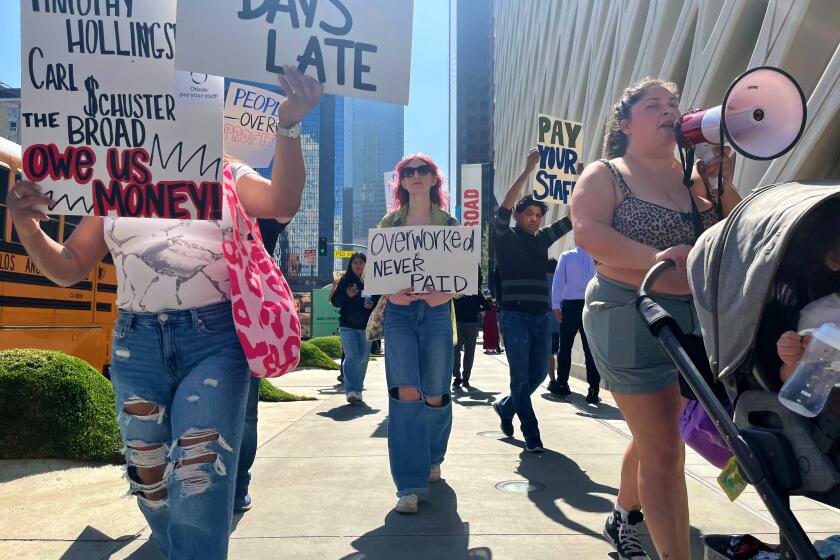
[[602, 78, 679, 159]]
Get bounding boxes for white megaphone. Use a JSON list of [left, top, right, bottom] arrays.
[[676, 66, 806, 191]]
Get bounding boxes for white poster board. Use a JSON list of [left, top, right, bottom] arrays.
[[532, 114, 583, 205], [365, 226, 480, 295], [176, 0, 414, 105], [21, 1, 224, 219], [460, 164, 482, 227], [224, 82, 286, 169]]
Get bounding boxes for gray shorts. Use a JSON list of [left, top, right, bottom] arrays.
[[582, 274, 700, 395]]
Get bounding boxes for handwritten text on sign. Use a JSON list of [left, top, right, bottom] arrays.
[[21, 1, 224, 218], [224, 82, 286, 168], [533, 114, 583, 205], [365, 226, 480, 295], [176, 0, 414, 105]]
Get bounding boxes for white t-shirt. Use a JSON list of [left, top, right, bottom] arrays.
[[103, 164, 258, 312], [798, 292, 840, 331]]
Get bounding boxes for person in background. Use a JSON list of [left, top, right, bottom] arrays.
[[491, 149, 573, 453], [234, 218, 289, 513], [453, 267, 491, 389], [551, 244, 600, 402], [482, 290, 502, 354], [330, 253, 375, 404], [545, 258, 562, 393]]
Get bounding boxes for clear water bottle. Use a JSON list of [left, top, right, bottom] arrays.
[[778, 323, 840, 418]]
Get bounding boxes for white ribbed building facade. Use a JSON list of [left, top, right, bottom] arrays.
[[492, 0, 840, 254]]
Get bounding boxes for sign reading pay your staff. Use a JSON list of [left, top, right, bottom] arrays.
[[533, 114, 583, 205], [364, 226, 480, 296]]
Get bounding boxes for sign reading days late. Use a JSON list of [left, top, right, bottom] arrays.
[[365, 226, 480, 296], [176, 0, 414, 105], [21, 1, 224, 219], [224, 82, 286, 168], [533, 114, 583, 205]]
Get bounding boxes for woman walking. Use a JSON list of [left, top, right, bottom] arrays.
[[378, 153, 459, 514], [331, 253, 375, 404], [572, 77, 737, 559]]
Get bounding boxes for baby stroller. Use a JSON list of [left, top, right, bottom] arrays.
[[637, 182, 840, 559]]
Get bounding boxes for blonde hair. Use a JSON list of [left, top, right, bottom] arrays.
[[602, 78, 679, 159]]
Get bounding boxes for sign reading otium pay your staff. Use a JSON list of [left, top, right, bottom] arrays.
[[533, 114, 583, 205]]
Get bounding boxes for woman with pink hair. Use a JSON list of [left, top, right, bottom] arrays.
[[377, 153, 459, 514]]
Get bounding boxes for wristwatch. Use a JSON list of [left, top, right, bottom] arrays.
[[276, 123, 301, 139]]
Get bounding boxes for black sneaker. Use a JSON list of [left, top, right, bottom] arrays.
[[604, 509, 649, 560], [586, 388, 601, 404], [492, 402, 514, 437], [452, 378, 462, 389], [525, 438, 544, 453], [557, 384, 572, 397]]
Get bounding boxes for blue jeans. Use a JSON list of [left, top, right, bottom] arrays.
[[384, 301, 453, 497], [498, 310, 550, 442], [109, 302, 250, 560], [339, 327, 370, 394], [236, 375, 261, 503]]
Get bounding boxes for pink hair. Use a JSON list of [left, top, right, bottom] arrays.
[[389, 153, 449, 211]]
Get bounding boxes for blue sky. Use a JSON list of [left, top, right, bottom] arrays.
[[0, 1, 449, 178]]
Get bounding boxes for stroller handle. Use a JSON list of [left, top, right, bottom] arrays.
[[638, 259, 676, 299]]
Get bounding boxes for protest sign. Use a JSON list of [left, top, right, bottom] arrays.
[[365, 226, 480, 295], [20, 1, 224, 219], [224, 82, 286, 168], [176, 0, 413, 105], [460, 164, 482, 227], [384, 171, 396, 211], [532, 114, 583, 205]]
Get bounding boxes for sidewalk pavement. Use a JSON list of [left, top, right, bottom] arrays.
[[2, 349, 839, 560]]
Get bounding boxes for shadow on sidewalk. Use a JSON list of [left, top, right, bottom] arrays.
[[341, 482, 492, 560], [504, 441, 618, 541], [540, 391, 625, 421], [452, 386, 500, 407], [316, 403, 382, 422], [57, 526, 144, 559], [317, 384, 346, 396]]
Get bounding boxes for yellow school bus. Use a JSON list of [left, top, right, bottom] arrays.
[[0, 137, 117, 374]]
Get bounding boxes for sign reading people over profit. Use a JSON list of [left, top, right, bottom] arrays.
[[176, 0, 414, 105], [20, 1, 224, 219], [224, 82, 286, 168], [533, 114, 583, 205], [365, 226, 480, 295], [460, 164, 482, 227]]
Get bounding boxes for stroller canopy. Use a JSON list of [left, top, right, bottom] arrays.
[[688, 181, 840, 381]]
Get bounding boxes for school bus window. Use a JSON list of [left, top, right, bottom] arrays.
[[63, 215, 81, 243], [11, 216, 60, 244], [103, 251, 113, 265], [0, 165, 8, 240]]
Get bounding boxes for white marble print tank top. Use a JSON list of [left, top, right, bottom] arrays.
[[103, 164, 258, 312]]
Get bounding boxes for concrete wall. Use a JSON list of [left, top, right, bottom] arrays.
[[493, 0, 840, 256]]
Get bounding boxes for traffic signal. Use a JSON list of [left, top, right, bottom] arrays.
[[318, 236, 328, 256]]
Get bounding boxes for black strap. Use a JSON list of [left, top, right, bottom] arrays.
[[677, 144, 706, 244]]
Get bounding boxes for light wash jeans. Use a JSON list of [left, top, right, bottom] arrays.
[[339, 327, 371, 395], [109, 302, 250, 560], [384, 301, 453, 497]]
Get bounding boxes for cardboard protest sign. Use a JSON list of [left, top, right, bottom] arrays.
[[533, 114, 583, 205], [365, 226, 480, 295], [224, 82, 285, 168], [20, 1, 224, 219], [176, 0, 414, 105], [460, 164, 482, 227]]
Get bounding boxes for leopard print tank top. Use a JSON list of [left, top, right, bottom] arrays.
[[600, 159, 718, 251]]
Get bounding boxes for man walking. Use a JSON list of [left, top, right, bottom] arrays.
[[551, 245, 601, 402], [453, 268, 491, 389], [491, 149, 572, 452]]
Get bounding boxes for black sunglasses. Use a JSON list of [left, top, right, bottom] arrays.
[[401, 164, 433, 178]]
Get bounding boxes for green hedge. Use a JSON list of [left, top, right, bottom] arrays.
[[258, 378, 315, 402], [299, 341, 340, 370], [308, 336, 343, 359], [0, 349, 122, 463]]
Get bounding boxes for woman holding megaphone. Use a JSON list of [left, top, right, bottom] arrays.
[[571, 78, 738, 560]]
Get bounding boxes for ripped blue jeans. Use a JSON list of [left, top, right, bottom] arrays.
[[110, 301, 250, 560], [384, 300, 453, 497]]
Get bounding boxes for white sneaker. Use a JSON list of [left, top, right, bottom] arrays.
[[346, 392, 362, 404], [395, 493, 419, 514], [429, 463, 442, 482]]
